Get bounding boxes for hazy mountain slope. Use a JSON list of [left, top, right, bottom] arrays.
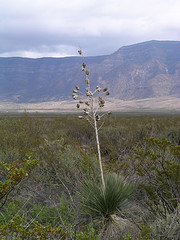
[[96, 40, 180, 100], [0, 40, 179, 103]]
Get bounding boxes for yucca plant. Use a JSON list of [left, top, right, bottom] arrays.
[[72, 49, 111, 188], [78, 173, 135, 222], [78, 173, 135, 239], [73, 51, 135, 238]]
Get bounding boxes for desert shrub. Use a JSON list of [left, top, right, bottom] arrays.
[[0, 214, 67, 240], [123, 211, 180, 240], [0, 154, 38, 210], [123, 222, 151, 240], [0, 194, 74, 227], [66, 117, 94, 145], [150, 210, 180, 240], [0, 114, 179, 239], [0, 201, 21, 223], [130, 137, 180, 216], [166, 125, 180, 145], [34, 138, 99, 195], [0, 202, 99, 239]]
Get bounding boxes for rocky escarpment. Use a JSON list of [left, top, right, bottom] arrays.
[[0, 40, 179, 103]]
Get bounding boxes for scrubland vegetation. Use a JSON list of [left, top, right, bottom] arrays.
[[0, 114, 179, 239], [0, 48, 179, 239]]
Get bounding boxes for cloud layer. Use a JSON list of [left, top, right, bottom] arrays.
[[1, 0, 180, 57]]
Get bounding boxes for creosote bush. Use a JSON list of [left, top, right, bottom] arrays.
[[130, 137, 180, 216], [0, 154, 38, 210]]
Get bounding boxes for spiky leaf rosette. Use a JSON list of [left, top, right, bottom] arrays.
[[78, 173, 135, 223]]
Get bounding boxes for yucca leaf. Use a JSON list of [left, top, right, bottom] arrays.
[[78, 173, 135, 221]]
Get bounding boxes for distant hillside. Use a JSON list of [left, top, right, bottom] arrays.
[[0, 40, 179, 103]]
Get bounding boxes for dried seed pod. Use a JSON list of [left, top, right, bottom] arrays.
[[73, 89, 78, 93], [97, 87, 101, 92], [86, 87, 90, 92], [79, 100, 83, 103], [78, 50, 82, 55], [76, 104, 80, 108], [103, 87, 107, 92], [73, 95, 77, 100], [78, 115, 83, 119], [75, 86, 79, 90], [84, 111, 89, 115], [86, 91, 92, 96], [83, 108, 89, 115], [85, 78, 89, 84], [108, 111, 112, 115], [99, 103, 104, 107], [82, 67, 85, 71], [98, 96, 105, 107], [98, 96, 105, 104], [96, 86, 99, 89], [85, 101, 90, 106], [96, 115, 100, 121], [82, 62, 86, 68], [106, 91, 110, 95], [85, 70, 90, 75]]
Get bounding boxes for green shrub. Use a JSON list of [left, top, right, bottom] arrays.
[[130, 137, 180, 216], [150, 210, 180, 240]]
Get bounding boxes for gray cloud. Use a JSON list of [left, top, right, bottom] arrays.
[[0, 0, 180, 57]]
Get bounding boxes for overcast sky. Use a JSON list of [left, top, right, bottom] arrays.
[[0, 0, 179, 58]]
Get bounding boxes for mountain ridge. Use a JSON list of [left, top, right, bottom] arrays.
[[0, 40, 180, 104]]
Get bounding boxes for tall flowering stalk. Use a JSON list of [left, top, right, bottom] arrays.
[[72, 50, 111, 189]]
